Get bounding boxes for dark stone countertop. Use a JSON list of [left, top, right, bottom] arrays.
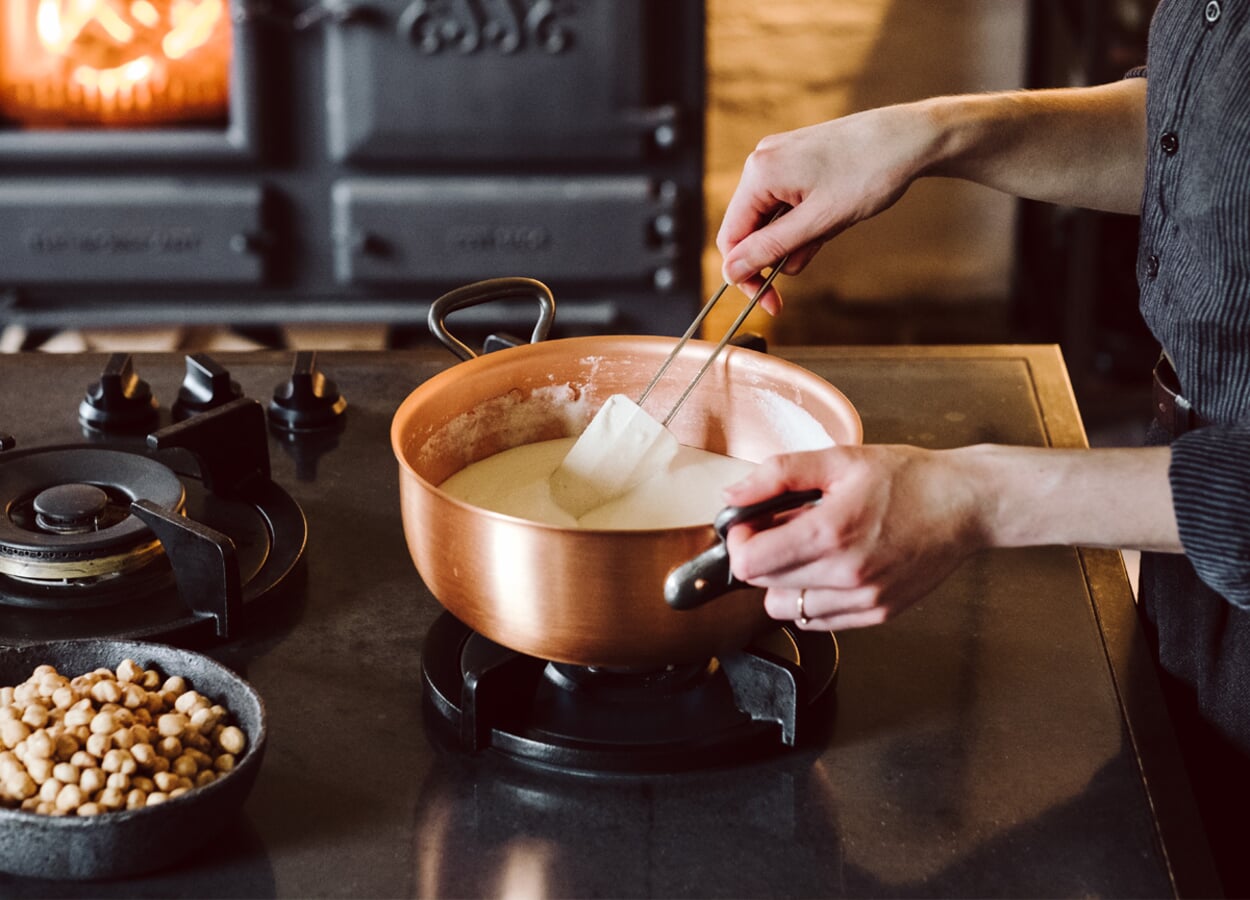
[[0, 346, 1219, 897]]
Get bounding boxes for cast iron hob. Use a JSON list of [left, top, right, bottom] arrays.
[[422, 612, 839, 774], [0, 396, 307, 647]]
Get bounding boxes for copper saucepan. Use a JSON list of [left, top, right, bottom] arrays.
[[390, 278, 862, 668]]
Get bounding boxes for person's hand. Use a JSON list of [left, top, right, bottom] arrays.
[[716, 102, 939, 314], [723, 445, 985, 630]]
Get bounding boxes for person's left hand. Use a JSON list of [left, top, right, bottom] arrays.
[[723, 445, 985, 631]]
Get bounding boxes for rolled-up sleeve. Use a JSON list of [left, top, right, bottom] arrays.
[[1170, 425, 1250, 607]]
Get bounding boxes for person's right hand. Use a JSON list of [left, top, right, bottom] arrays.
[[716, 101, 940, 314]]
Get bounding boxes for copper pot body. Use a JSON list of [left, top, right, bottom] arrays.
[[391, 335, 862, 668]]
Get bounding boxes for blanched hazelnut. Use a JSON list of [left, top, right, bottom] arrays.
[[131, 742, 157, 769], [54, 783, 82, 813], [217, 726, 246, 755], [89, 711, 117, 735], [0, 719, 30, 750], [20, 704, 49, 729], [25, 757, 52, 784], [25, 729, 54, 760], [157, 713, 188, 738], [89, 680, 121, 705], [5, 771, 36, 801], [101, 748, 136, 776], [195, 770, 217, 788], [85, 732, 111, 759], [79, 767, 105, 796], [38, 778, 62, 804]]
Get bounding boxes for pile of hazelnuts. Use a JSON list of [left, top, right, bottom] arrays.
[[0, 659, 247, 816]]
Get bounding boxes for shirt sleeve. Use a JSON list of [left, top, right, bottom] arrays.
[[1124, 65, 1148, 79], [1170, 425, 1250, 607]]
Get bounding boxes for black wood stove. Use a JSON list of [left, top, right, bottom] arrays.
[[0, 1, 705, 339]]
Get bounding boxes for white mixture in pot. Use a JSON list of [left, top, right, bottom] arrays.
[[439, 437, 755, 530]]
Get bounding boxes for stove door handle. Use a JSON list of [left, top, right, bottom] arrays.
[[664, 490, 822, 611]]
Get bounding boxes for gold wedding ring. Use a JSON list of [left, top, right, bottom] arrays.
[[796, 589, 809, 626]]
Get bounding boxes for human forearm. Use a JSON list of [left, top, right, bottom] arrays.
[[957, 444, 1180, 553], [921, 79, 1148, 215], [717, 78, 1148, 300], [722, 442, 1179, 631]]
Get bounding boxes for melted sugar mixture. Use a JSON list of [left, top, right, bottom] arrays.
[[439, 437, 756, 529]]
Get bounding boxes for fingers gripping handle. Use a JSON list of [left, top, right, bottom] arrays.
[[663, 489, 822, 611]]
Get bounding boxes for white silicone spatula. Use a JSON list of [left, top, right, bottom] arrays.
[[549, 393, 680, 518], [550, 208, 791, 519]]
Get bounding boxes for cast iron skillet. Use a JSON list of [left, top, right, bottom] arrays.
[[0, 640, 266, 881]]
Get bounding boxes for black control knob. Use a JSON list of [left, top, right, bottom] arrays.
[[173, 353, 244, 421], [79, 354, 159, 433], [268, 351, 347, 432]]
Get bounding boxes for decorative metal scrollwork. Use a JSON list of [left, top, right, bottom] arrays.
[[396, 0, 575, 55]]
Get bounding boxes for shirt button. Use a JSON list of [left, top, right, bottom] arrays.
[[1147, 254, 1160, 278], [1161, 131, 1180, 155], [1205, 1, 1221, 23]]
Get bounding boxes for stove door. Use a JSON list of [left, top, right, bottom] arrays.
[[323, 0, 690, 164], [331, 174, 681, 285], [0, 180, 267, 284]]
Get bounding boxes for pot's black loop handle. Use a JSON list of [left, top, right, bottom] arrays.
[[428, 277, 557, 361], [664, 489, 822, 611]]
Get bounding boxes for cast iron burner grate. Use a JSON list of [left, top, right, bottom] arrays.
[[421, 612, 838, 774], [0, 398, 306, 646]]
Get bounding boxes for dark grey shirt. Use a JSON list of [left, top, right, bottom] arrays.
[[1139, 0, 1250, 601], [1134, 0, 1250, 890]]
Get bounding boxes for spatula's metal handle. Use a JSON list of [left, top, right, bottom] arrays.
[[657, 260, 788, 428], [637, 206, 791, 421], [664, 489, 822, 611]]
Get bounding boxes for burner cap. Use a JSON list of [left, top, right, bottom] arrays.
[[33, 483, 110, 534], [0, 449, 185, 580]]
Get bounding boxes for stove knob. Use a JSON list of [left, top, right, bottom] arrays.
[[173, 353, 244, 421], [79, 354, 160, 433], [269, 351, 347, 432]]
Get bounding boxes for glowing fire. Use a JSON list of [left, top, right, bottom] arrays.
[[0, 0, 231, 126]]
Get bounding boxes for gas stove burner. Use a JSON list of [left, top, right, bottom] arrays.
[[421, 613, 838, 775], [0, 398, 307, 646], [0, 448, 186, 581]]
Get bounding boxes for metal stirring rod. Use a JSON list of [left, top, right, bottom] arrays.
[[651, 258, 788, 427], [634, 281, 730, 408], [636, 207, 790, 420]]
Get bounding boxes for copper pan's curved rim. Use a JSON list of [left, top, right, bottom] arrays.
[[390, 334, 863, 667], [391, 334, 863, 492]]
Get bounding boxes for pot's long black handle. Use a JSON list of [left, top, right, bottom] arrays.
[[664, 489, 822, 611], [427, 277, 557, 361]]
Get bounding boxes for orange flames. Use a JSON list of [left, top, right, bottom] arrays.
[[0, 0, 231, 126]]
